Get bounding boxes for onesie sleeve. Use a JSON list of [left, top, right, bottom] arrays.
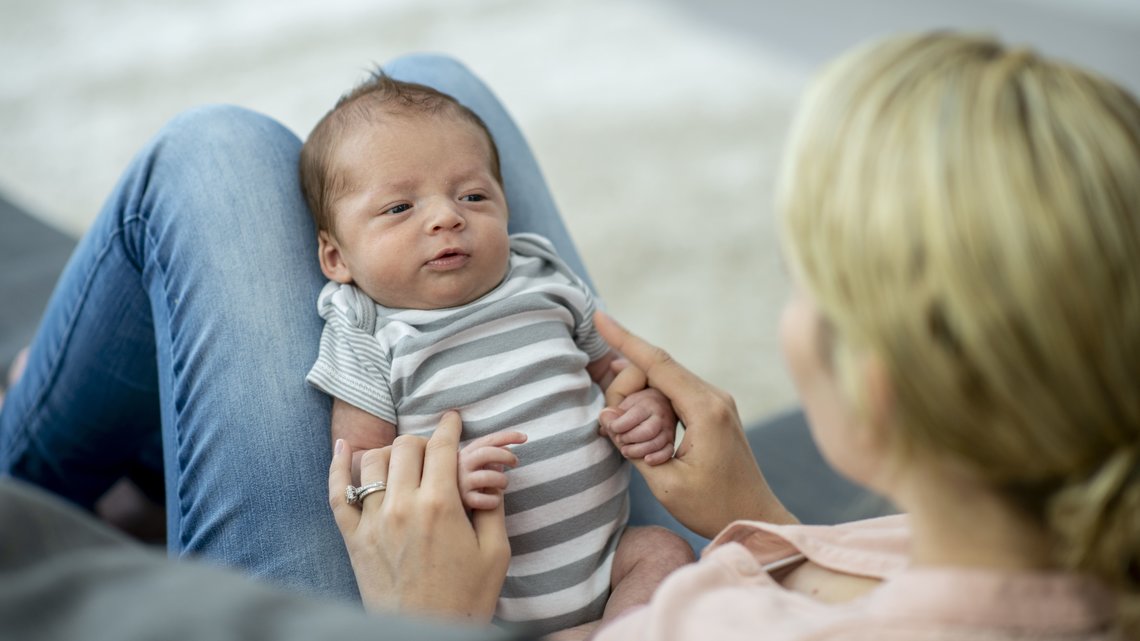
[[305, 282, 397, 423], [510, 233, 611, 362]]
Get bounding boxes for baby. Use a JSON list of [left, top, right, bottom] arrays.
[[299, 73, 693, 634]]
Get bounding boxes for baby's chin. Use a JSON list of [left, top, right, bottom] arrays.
[[383, 280, 504, 311], [365, 262, 509, 310]]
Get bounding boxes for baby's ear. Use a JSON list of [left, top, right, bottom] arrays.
[[318, 230, 353, 283]]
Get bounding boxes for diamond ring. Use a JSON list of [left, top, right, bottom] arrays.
[[345, 481, 387, 506]]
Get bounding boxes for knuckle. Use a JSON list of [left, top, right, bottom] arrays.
[[425, 436, 452, 454], [716, 388, 738, 411], [422, 492, 450, 515], [360, 448, 385, 467], [392, 434, 418, 448], [649, 346, 675, 368], [705, 389, 738, 421], [384, 502, 409, 527]]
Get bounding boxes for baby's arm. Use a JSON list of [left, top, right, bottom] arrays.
[[457, 431, 527, 511], [330, 398, 396, 486], [590, 353, 678, 466]]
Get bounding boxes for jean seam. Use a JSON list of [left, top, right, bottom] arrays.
[[139, 217, 194, 551]]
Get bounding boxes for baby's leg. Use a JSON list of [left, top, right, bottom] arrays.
[[545, 528, 693, 640], [604, 525, 696, 620]]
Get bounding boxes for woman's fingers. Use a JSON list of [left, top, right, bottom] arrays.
[[422, 411, 463, 489], [595, 312, 711, 416], [604, 361, 648, 409], [386, 434, 428, 492], [328, 439, 361, 533], [595, 311, 735, 443], [358, 446, 393, 511]]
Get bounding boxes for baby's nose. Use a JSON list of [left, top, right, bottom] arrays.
[[426, 202, 465, 232]]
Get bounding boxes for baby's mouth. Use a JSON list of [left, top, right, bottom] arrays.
[[425, 248, 470, 269]]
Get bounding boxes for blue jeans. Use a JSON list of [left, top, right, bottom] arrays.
[[0, 54, 702, 602]]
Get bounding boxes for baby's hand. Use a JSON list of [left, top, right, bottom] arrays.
[[457, 431, 527, 511], [600, 386, 677, 466]]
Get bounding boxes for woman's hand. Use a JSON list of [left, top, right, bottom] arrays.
[[595, 312, 797, 537], [328, 411, 510, 623]]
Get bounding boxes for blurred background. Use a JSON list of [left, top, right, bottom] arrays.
[[3, 0, 1139, 425]]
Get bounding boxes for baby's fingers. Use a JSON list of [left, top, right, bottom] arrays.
[[460, 445, 520, 472], [460, 470, 510, 493], [606, 404, 651, 435], [464, 431, 528, 450], [463, 492, 504, 511], [620, 432, 673, 460], [617, 419, 671, 446], [460, 470, 510, 511], [643, 442, 677, 466]]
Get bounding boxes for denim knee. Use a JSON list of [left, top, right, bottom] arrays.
[[156, 104, 301, 160], [382, 52, 475, 81]]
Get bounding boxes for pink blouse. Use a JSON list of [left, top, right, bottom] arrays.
[[595, 515, 1115, 640]]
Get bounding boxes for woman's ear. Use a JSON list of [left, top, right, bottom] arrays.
[[856, 353, 897, 463], [862, 355, 894, 434], [318, 230, 353, 283]]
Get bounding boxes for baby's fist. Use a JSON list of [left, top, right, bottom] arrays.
[[599, 388, 677, 465], [457, 431, 527, 510]]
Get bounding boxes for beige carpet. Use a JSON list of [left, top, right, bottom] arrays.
[[0, 0, 810, 423]]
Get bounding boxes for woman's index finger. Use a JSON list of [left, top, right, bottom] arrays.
[[594, 311, 707, 403], [423, 410, 463, 486]]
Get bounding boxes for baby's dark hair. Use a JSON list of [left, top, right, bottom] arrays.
[[299, 71, 503, 234]]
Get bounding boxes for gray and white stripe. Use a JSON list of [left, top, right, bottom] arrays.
[[306, 234, 629, 635]]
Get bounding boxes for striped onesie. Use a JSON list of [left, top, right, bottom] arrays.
[[306, 233, 630, 633]]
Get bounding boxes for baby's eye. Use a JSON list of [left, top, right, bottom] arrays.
[[384, 203, 411, 215], [460, 194, 486, 202]]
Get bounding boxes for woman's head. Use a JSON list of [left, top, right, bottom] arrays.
[[778, 31, 1139, 627]]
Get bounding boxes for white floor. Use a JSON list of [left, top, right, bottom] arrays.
[[3, 0, 1137, 423]]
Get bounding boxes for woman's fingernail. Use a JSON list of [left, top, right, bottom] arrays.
[[335, 439, 344, 454]]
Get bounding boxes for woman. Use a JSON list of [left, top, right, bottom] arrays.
[[3, 31, 1136, 639], [331, 33, 1139, 639]]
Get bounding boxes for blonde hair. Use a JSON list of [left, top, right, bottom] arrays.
[[778, 32, 1140, 634]]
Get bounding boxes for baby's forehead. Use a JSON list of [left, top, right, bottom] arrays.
[[324, 109, 497, 206], [342, 100, 480, 137], [333, 107, 493, 169]]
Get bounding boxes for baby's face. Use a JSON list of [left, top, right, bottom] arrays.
[[319, 113, 510, 309]]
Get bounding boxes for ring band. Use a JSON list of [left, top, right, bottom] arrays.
[[345, 481, 387, 506]]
